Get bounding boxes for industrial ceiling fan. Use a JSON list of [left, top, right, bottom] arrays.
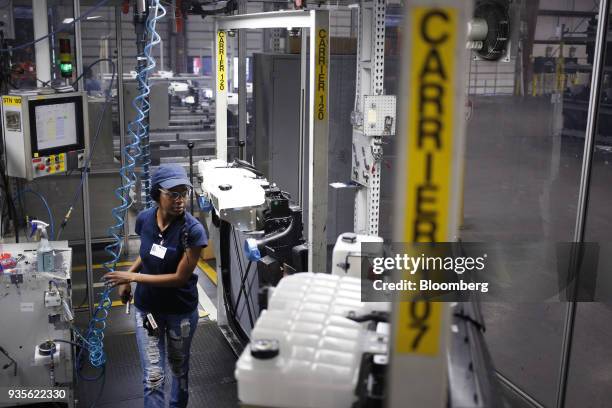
[[468, 0, 511, 61]]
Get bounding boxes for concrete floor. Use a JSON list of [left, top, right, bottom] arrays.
[[462, 96, 612, 407], [71, 248, 230, 407]]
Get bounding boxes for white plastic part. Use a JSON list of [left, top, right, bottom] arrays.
[[32, 220, 54, 273], [235, 272, 390, 408], [44, 291, 61, 308], [331, 233, 384, 278], [197, 159, 269, 231], [197, 159, 267, 211]]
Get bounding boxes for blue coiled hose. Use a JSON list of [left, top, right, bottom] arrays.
[[141, 0, 166, 209], [82, 0, 165, 369], [83, 286, 113, 367]]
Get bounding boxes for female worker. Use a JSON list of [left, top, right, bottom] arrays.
[[104, 164, 208, 408]]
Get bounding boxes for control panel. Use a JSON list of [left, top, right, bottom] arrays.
[[1, 91, 89, 180], [30, 152, 85, 177]]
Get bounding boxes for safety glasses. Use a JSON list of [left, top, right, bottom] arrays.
[[159, 188, 191, 200]]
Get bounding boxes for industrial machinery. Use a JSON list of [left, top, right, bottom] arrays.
[[1, 91, 89, 181], [196, 158, 307, 341], [0, 241, 75, 407], [467, 0, 511, 61], [235, 272, 390, 408], [235, 271, 502, 408]]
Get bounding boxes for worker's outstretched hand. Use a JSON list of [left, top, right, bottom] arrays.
[[103, 271, 138, 287]]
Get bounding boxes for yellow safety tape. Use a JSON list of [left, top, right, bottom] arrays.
[[197, 259, 217, 286]]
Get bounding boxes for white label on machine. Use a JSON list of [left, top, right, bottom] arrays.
[[5, 110, 21, 131], [20, 302, 34, 312]]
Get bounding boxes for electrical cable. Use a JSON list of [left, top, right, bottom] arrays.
[[70, 58, 113, 89], [56, 58, 116, 240], [0, 0, 111, 53], [48, 57, 117, 380]]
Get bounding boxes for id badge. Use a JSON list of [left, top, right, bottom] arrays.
[[150, 243, 167, 259]]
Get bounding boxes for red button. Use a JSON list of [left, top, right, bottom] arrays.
[[37, 164, 45, 171]]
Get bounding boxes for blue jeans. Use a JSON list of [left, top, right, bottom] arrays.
[[134, 307, 199, 408]]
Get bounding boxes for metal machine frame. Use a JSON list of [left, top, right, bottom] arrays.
[[214, 10, 330, 273], [352, 0, 396, 237]]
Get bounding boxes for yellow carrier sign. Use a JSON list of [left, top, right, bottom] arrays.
[[395, 6, 458, 357], [405, 7, 456, 243], [217, 31, 226, 92], [315, 28, 328, 121]]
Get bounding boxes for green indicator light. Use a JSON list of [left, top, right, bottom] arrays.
[[60, 62, 73, 77]]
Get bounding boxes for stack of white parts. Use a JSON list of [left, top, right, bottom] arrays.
[[235, 272, 389, 408]]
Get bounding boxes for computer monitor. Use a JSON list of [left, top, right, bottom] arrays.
[[28, 95, 85, 155]]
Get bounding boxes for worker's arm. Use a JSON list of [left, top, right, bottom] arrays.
[[104, 247, 203, 288]]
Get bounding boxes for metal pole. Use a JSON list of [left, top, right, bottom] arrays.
[[134, 1, 151, 209], [33, 0, 51, 85], [298, 28, 307, 208], [188, 142, 194, 212], [116, 6, 130, 253], [73, 0, 94, 318], [307, 11, 329, 273], [497, 372, 546, 408], [556, 0, 610, 406], [215, 21, 228, 161], [238, 0, 247, 161], [160, 38, 164, 71]]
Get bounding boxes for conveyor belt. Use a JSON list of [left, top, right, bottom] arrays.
[[76, 322, 238, 407]]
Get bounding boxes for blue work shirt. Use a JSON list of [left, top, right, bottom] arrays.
[[134, 207, 208, 314]]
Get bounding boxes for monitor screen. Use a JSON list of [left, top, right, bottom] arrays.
[[34, 102, 78, 151]]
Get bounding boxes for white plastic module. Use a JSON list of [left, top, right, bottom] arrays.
[[196, 159, 269, 230], [197, 159, 267, 210], [235, 273, 390, 408], [331, 233, 384, 278]]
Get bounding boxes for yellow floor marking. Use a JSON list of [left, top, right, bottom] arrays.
[[72, 261, 133, 272], [197, 259, 217, 285]]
